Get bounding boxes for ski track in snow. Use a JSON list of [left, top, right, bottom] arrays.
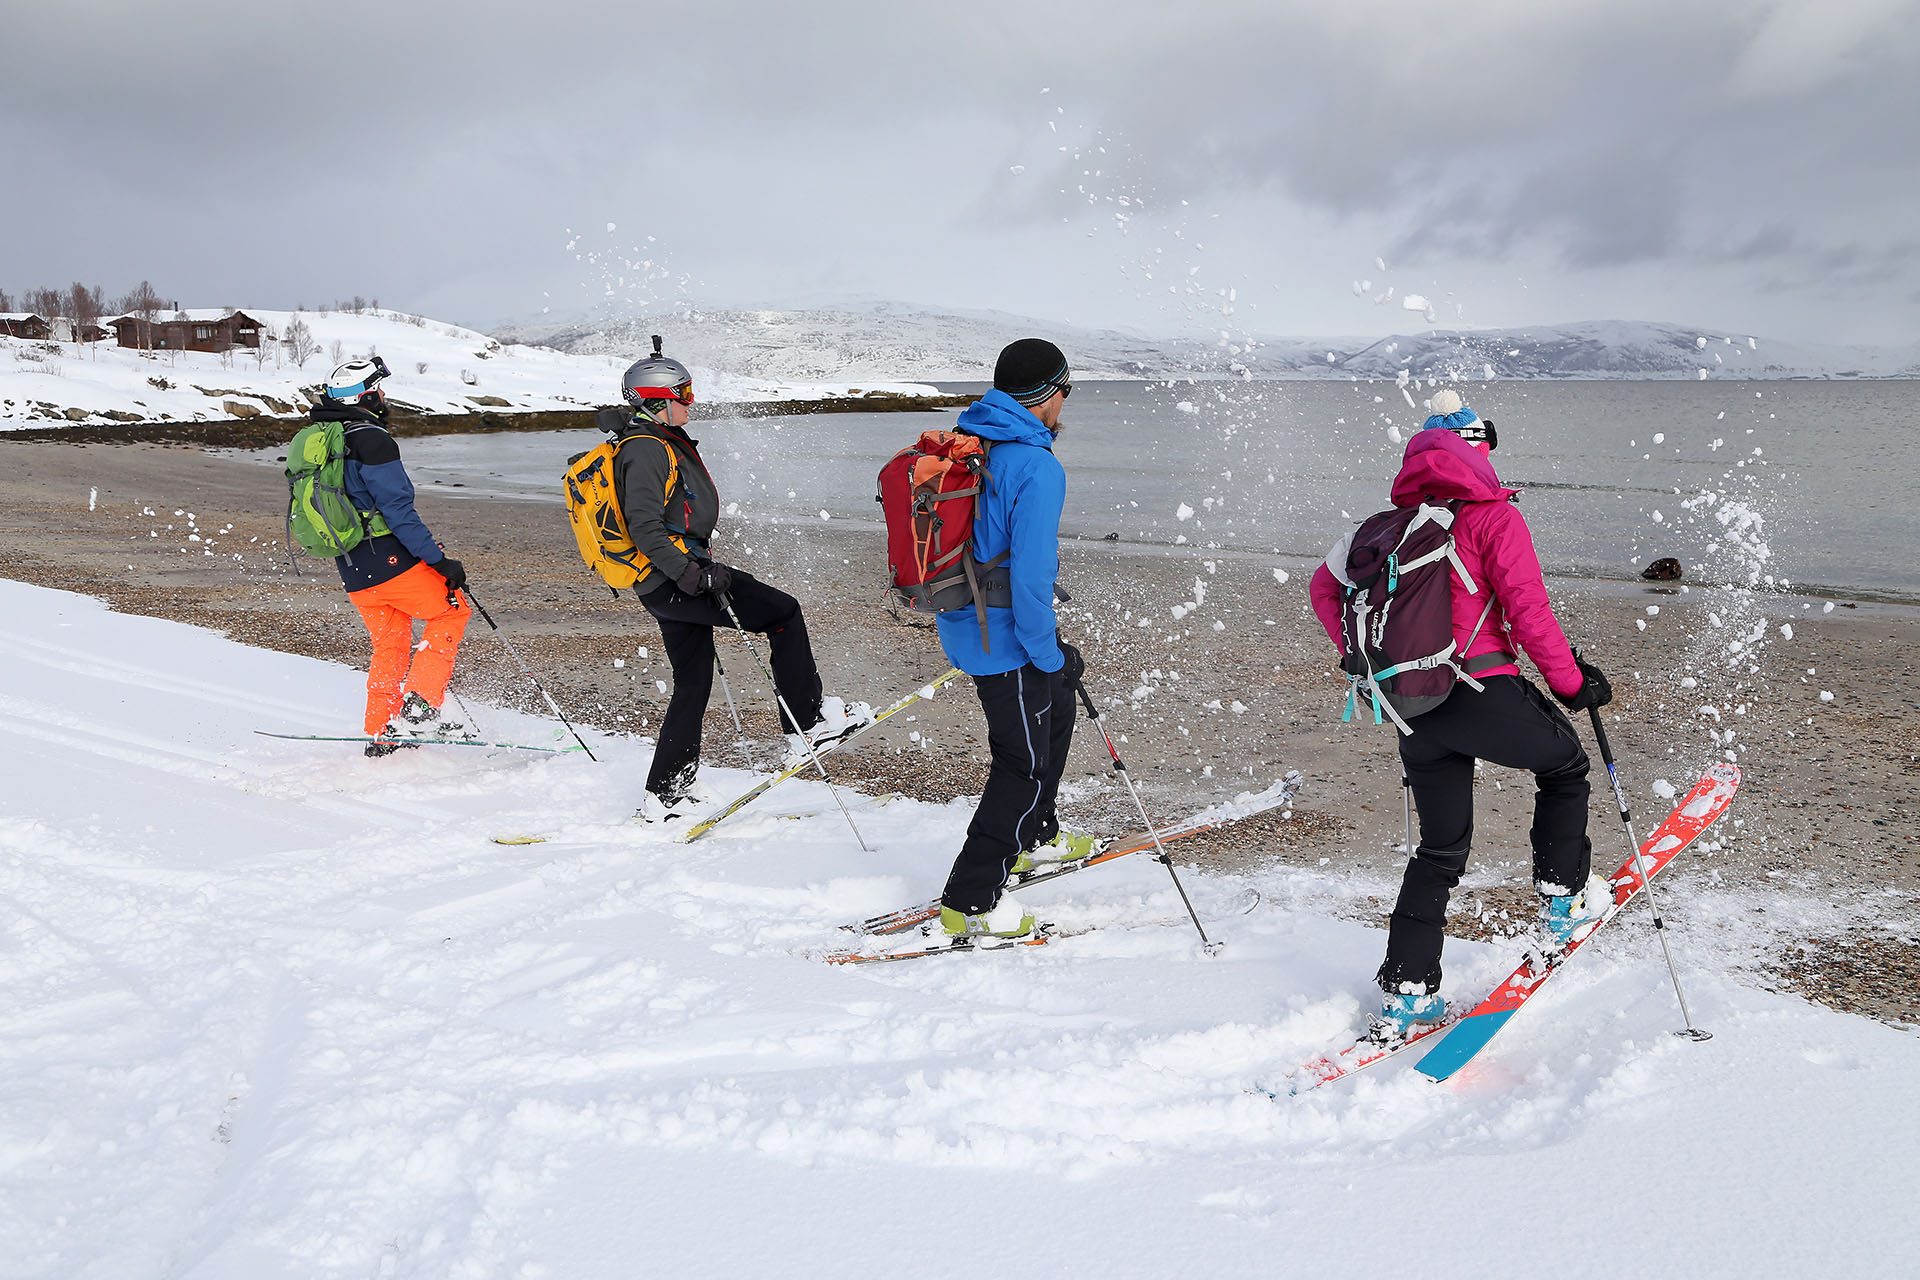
[[0, 579, 1914, 1278]]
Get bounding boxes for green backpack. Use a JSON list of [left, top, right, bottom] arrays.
[[284, 420, 392, 558]]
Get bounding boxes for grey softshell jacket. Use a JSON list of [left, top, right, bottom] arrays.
[[611, 421, 721, 595]]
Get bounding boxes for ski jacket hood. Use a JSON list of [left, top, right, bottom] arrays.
[[955, 388, 1060, 449], [1390, 427, 1514, 507], [1308, 425, 1583, 699], [935, 389, 1066, 676]]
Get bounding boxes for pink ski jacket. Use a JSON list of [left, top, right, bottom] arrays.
[[1308, 429, 1583, 699]]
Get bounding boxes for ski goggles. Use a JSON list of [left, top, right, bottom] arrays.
[[634, 380, 694, 405]]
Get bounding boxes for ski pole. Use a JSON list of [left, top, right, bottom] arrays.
[[459, 586, 599, 762], [1586, 704, 1710, 1041], [715, 592, 869, 853], [1070, 677, 1220, 954], [712, 648, 754, 771], [448, 686, 485, 740]]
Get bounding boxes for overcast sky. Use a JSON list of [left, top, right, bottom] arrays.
[[6, 0, 1918, 345]]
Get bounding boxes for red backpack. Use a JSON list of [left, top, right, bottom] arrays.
[[1332, 500, 1498, 733], [876, 430, 1009, 649]]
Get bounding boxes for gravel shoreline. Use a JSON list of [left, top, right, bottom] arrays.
[[3, 437, 1914, 1025]]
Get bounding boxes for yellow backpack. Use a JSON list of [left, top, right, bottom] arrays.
[[563, 430, 688, 593]]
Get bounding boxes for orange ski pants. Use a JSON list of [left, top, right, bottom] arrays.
[[348, 562, 473, 735]]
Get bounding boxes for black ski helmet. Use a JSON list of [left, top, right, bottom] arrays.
[[621, 335, 694, 414]]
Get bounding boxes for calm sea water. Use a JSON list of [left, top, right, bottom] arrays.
[[360, 381, 1916, 599]]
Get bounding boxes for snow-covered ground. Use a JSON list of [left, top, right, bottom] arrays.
[[0, 309, 936, 429], [2, 577, 1915, 1279]]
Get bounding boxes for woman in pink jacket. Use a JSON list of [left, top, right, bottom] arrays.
[[1308, 392, 1613, 1041]]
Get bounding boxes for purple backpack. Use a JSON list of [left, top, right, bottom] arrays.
[[1328, 501, 1495, 733]]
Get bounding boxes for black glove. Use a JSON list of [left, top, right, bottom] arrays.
[[433, 557, 467, 592], [1055, 642, 1086, 686], [1557, 656, 1613, 711], [674, 560, 733, 597]]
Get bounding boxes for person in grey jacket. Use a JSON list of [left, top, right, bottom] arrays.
[[611, 338, 867, 816]]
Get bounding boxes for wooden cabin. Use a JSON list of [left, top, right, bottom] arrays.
[[110, 309, 264, 353]]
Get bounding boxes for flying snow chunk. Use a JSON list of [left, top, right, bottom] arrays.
[[1483, 364, 1495, 380], [1780, 624, 1794, 639], [1176, 401, 1198, 414], [1402, 294, 1430, 312], [1375, 257, 1387, 271], [1272, 568, 1290, 585], [1652, 779, 1679, 800], [1326, 352, 1336, 364], [1820, 690, 1835, 702], [1176, 503, 1195, 521], [607, 222, 617, 232], [1009, 164, 1026, 175], [1696, 336, 1708, 349], [1698, 369, 1710, 380]]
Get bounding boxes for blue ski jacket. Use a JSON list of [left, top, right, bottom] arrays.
[[311, 403, 446, 591], [934, 389, 1066, 676]]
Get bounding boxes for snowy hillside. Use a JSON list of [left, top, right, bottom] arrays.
[[0, 308, 936, 430], [3, 576, 1916, 1278], [505, 307, 1920, 383]]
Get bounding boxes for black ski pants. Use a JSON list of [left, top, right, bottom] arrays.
[[1379, 674, 1592, 995], [941, 664, 1077, 915], [639, 571, 823, 800]]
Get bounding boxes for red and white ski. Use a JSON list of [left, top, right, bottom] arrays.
[[1413, 761, 1741, 1081], [1275, 762, 1740, 1095]]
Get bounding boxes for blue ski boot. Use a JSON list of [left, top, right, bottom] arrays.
[[1538, 873, 1611, 958], [1365, 991, 1447, 1043]]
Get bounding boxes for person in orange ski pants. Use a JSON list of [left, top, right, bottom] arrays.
[[312, 357, 472, 754]]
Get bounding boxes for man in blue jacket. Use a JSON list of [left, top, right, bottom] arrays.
[[312, 357, 471, 756], [937, 338, 1086, 940]]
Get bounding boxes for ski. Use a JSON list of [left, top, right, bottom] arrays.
[[675, 667, 965, 844], [254, 730, 576, 754], [1412, 762, 1741, 1083], [1261, 1009, 1470, 1097], [823, 922, 1080, 965], [843, 771, 1303, 937]]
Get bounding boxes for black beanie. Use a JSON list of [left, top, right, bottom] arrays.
[[994, 338, 1071, 406]]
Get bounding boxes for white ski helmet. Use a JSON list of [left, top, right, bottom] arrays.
[[325, 355, 392, 412], [621, 335, 694, 412]]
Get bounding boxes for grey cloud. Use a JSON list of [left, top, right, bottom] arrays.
[[2, 1, 1916, 343]]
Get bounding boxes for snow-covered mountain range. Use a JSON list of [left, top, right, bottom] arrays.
[[501, 307, 1920, 382]]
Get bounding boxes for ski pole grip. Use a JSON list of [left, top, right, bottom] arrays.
[[463, 585, 498, 630], [1071, 678, 1099, 719], [1586, 705, 1617, 769]]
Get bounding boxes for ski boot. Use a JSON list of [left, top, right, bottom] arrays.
[[1537, 872, 1612, 961], [939, 892, 1036, 941], [363, 736, 419, 759], [1365, 990, 1448, 1044], [389, 691, 473, 741], [782, 695, 875, 767], [1011, 827, 1100, 876], [633, 788, 705, 825]]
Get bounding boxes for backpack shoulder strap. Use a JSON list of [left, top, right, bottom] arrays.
[[611, 430, 686, 529]]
